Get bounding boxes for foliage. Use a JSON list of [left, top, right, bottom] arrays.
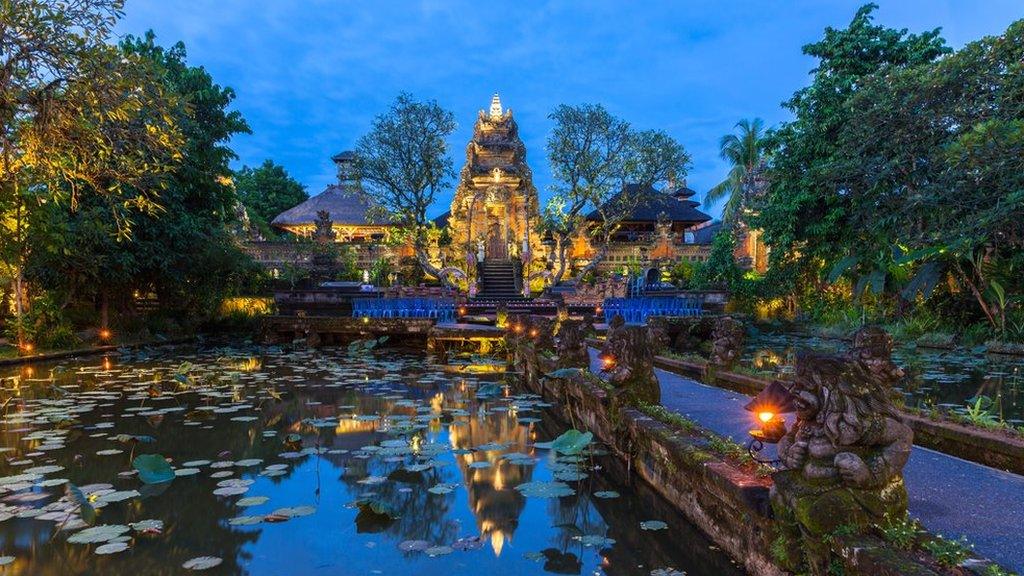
[[354, 93, 456, 285], [542, 103, 690, 284], [1, 293, 78, 350], [921, 535, 972, 568], [736, 4, 1023, 335], [704, 118, 769, 222], [20, 31, 256, 331], [877, 513, 921, 550], [234, 159, 308, 237]]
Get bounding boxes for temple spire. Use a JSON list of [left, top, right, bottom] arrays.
[[489, 93, 503, 119]]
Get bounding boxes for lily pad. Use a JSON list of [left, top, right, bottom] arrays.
[[183, 556, 223, 570], [133, 454, 175, 484], [550, 429, 593, 456], [515, 481, 576, 498]]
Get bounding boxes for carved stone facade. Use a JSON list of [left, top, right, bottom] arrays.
[[707, 316, 745, 370], [771, 351, 913, 574], [447, 94, 543, 281], [554, 318, 589, 369]]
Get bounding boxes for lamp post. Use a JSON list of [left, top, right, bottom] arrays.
[[743, 379, 797, 462]]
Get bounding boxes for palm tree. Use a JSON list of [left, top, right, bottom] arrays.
[[704, 118, 768, 222]]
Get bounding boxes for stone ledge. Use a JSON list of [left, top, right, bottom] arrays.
[[649, 351, 1024, 476]]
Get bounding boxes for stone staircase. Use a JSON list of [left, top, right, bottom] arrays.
[[476, 260, 521, 299]]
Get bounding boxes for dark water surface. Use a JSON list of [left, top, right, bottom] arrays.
[[0, 345, 743, 575], [742, 332, 1024, 424]]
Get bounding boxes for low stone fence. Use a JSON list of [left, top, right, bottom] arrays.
[[511, 317, 1008, 576]]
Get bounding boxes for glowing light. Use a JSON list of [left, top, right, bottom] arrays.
[[458, 307, 467, 315], [362, 316, 370, 324], [600, 355, 615, 369], [529, 328, 538, 338], [99, 329, 112, 340], [758, 411, 775, 423], [21, 343, 34, 353]]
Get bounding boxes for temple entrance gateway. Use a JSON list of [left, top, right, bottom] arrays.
[[486, 222, 507, 260], [447, 93, 542, 295]]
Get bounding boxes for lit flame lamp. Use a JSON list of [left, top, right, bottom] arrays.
[[529, 328, 539, 338], [743, 380, 797, 444], [598, 353, 616, 372], [99, 329, 112, 341]]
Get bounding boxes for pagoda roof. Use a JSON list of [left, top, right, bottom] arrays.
[[692, 221, 723, 244], [271, 185, 386, 228], [586, 184, 712, 225]]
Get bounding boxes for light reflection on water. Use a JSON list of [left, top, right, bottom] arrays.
[[0, 345, 744, 575]]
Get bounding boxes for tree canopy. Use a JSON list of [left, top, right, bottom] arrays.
[[234, 159, 308, 237], [543, 103, 689, 283]]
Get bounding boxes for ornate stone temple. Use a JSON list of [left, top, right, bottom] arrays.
[[443, 94, 543, 295]]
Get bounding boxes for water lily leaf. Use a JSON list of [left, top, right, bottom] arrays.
[[95, 542, 129, 555], [115, 434, 155, 444], [550, 430, 593, 456], [132, 454, 175, 484], [515, 481, 576, 498], [475, 383, 502, 398], [640, 520, 668, 530], [183, 556, 223, 570]]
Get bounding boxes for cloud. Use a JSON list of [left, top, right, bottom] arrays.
[[116, 0, 1021, 218]]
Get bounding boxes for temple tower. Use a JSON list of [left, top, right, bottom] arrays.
[[448, 94, 541, 277]]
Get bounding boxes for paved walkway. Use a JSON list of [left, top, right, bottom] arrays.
[[588, 350, 1024, 571]]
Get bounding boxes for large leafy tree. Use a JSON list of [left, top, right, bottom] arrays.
[[26, 31, 255, 327], [543, 103, 689, 284], [234, 159, 308, 237], [1, 1, 183, 342], [830, 18, 1024, 330], [354, 92, 457, 284], [704, 118, 769, 223], [755, 4, 949, 267]]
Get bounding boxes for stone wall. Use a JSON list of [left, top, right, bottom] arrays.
[[518, 325, 1003, 576]]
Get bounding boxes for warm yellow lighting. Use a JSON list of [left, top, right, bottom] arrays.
[[529, 328, 538, 338], [458, 307, 467, 315], [758, 411, 775, 423], [600, 355, 615, 369], [99, 329, 112, 340], [21, 343, 34, 353], [362, 316, 370, 324]]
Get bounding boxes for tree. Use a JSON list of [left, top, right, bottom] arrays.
[[354, 93, 457, 284], [25, 31, 255, 330], [234, 159, 308, 237], [1, 1, 183, 343], [755, 3, 949, 267], [543, 104, 689, 284], [704, 118, 769, 222], [829, 18, 1024, 330]]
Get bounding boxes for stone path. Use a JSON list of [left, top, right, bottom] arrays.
[[588, 350, 1024, 572]]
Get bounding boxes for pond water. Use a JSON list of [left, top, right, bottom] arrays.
[[0, 344, 743, 575], [742, 332, 1024, 424]]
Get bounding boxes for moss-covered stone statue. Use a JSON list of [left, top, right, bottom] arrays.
[[599, 314, 660, 404], [771, 351, 913, 574], [707, 315, 745, 370], [530, 316, 556, 352], [847, 325, 905, 390], [555, 318, 589, 369]]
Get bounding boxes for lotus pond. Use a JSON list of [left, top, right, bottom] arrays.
[[0, 344, 743, 575], [741, 332, 1024, 425]]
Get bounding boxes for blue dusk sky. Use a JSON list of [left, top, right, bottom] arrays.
[[116, 1, 1021, 219]]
